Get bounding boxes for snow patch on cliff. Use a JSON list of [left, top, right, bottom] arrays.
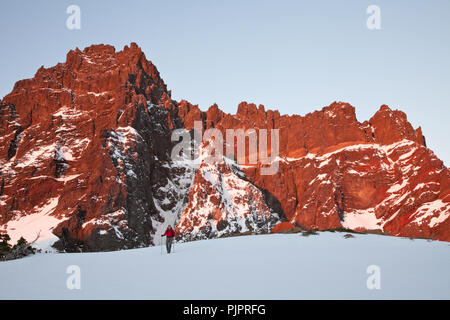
[[411, 199, 450, 228], [343, 208, 381, 230], [0, 197, 64, 251], [14, 143, 57, 169]]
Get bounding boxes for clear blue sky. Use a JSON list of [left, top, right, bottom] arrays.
[[1, 0, 449, 165]]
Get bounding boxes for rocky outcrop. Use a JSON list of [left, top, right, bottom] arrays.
[[0, 43, 183, 251], [177, 101, 449, 241], [0, 43, 448, 252], [176, 144, 280, 241]]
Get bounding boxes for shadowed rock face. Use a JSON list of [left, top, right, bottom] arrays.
[[0, 43, 448, 252]]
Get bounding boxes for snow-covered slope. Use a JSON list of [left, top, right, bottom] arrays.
[[0, 233, 449, 299]]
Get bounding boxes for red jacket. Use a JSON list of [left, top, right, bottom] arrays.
[[163, 228, 175, 238]]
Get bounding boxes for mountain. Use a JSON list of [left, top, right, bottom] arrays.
[[0, 43, 448, 251]]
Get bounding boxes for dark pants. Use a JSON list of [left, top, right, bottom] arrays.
[[166, 236, 173, 253]]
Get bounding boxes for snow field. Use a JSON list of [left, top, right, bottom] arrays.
[[0, 232, 449, 299]]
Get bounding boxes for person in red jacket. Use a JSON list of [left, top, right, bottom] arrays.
[[161, 225, 176, 254]]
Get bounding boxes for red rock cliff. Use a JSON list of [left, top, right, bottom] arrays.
[[0, 43, 448, 251]]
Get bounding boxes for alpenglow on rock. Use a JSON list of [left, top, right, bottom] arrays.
[[0, 43, 449, 252]]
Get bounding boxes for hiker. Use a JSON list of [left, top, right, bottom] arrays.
[[161, 225, 176, 254]]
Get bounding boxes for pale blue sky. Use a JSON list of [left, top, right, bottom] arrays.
[[0, 0, 449, 165]]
